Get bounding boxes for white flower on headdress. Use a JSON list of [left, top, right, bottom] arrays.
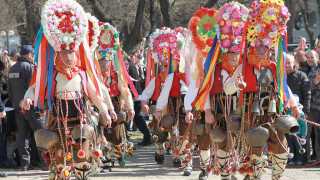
[[222, 13, 230, 20]]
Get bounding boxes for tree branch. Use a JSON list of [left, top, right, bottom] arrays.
[[203, 0, 218, 8], [159, 0, 172, 28], [298, 0, 315, 48], [87, 0, 113, 22]]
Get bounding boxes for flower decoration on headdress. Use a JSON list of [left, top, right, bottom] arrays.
[[169, 27, 187, 64], [149, 27, 171, 67], [295, 37, 308, 52], [41, 0, 88, 51], [86, 13, 101, 52], [247, 0, 291, 47], [216, 2, 248, 53], [131, 38, 146, 63], [189, 7, 219, 57], [96, 22, 120, 60]]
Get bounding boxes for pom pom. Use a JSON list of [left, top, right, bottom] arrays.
[[66, 152, 72, 161], [57, 148, 63, 157], [299, 148, 306, 154], [300, 138, 306, 145], [49, 172, 55, 180], [288, 153, 294, 159], [77, 149, 86, 159], [94, 149, 102, 157], [60, 168, 70, 178]]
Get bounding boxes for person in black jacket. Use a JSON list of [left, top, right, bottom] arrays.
[[7, 45, 45, 171], [286, 54, 311, 114], [125, 57, 152, 145], [300, 50, 319, 76]]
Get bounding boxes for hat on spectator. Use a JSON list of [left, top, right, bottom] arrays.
[[20, 45, 34, 55]]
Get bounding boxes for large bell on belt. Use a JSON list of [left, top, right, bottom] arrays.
[[267, 99, 277, 115], [160, 115, 174, 130], [274, 115, 300, 133], [245, 125, 269, 148], [251, 100, 260, 116], [71, 124, 94, 141], [209, 128, 226, 143], [229, 113, 241, 132], [149, 105, 157, 116], [34, 129, 60, 150], [194, 122, 205, 136], [116, 110, 127, 124]]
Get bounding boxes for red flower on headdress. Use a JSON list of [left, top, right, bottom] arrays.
[[69, 42, 75, 50], [265, 23, 272, 32], [203, 22, 213, 31], [208, 9, 217, 17], [206, 37, 215, 47], [194, 10, 204, 18], [55, 11, 63, 18], [61, 44, 67, 50], [58, 17, 75, 33]]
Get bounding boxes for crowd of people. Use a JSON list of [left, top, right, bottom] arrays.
[[0, 0, 320, 180]]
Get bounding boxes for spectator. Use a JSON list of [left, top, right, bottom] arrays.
[[306, 50, 320, 164], [301, 50, 319, 76], [8, 45, 46, 171], [126, 58, 152, 146], [8, 51, 20, 70], [286, 54, 311, 115], [0, 55, 17, 168], [295, 50, 308, 69]]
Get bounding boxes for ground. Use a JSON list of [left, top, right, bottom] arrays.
[[1, 132, 320, 180]]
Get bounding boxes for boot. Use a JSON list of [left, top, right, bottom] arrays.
[[217, 149, 231, 180], [179, 140, 193, 176], [155, 142, 165, 164], [249, 154, 263, 180], [271, 152, 288, 180], [199, 150, 210, 180], [74, 162, 91, 180]]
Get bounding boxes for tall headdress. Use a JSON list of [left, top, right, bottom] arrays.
[[149, 27, 172, 68], [32, 0, 103, 110], [247, 0, 290, 48], [97, 22, 139, 99], [216, 2, 248, 54]]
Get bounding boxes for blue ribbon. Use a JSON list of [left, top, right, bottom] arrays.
[[282, 36, 290, 108], [34, 26, 43, 65], [168, 53, 173, 74], [46, 44, 54, 110], [200, 35, 218, 88]]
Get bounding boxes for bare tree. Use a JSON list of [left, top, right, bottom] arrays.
[[285, 0, 297, 44], [298, 0, 315, 48], [86, 0, 113, 23], [159, 0, 172, 27], [24, 0, 43, 43], [123, 0, 147, 51], [204, 0, 218, 8]]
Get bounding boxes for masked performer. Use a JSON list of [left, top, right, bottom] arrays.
[[20, 0, 111, 179], [224, 1, 300, 179], [182, 7, 221, 180], [96, 22, 135, 168]]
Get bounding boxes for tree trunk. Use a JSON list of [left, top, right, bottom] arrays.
[[123, 0, 147, 52], [285, 0, 297, 44], [159, 0, 172, 28], [24, 0, 41, 43], [87, 0, 113, 23], [298, 0, 315, 48], [149, 0, 157, 34], [204, 0, 218, 8]]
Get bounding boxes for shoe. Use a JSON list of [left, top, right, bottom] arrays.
[[199, 169, 209, 180], [173, 159, 181, 167], [183, 168, 192, 176], [287, 162, 294, 167], [155, 154, 164, 164], [167, 148, 172, 155], [138, 138, 153, 146], [20, 164, 34, 171], [0, 172, 8, 177], [307, 159, 316, 164]]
